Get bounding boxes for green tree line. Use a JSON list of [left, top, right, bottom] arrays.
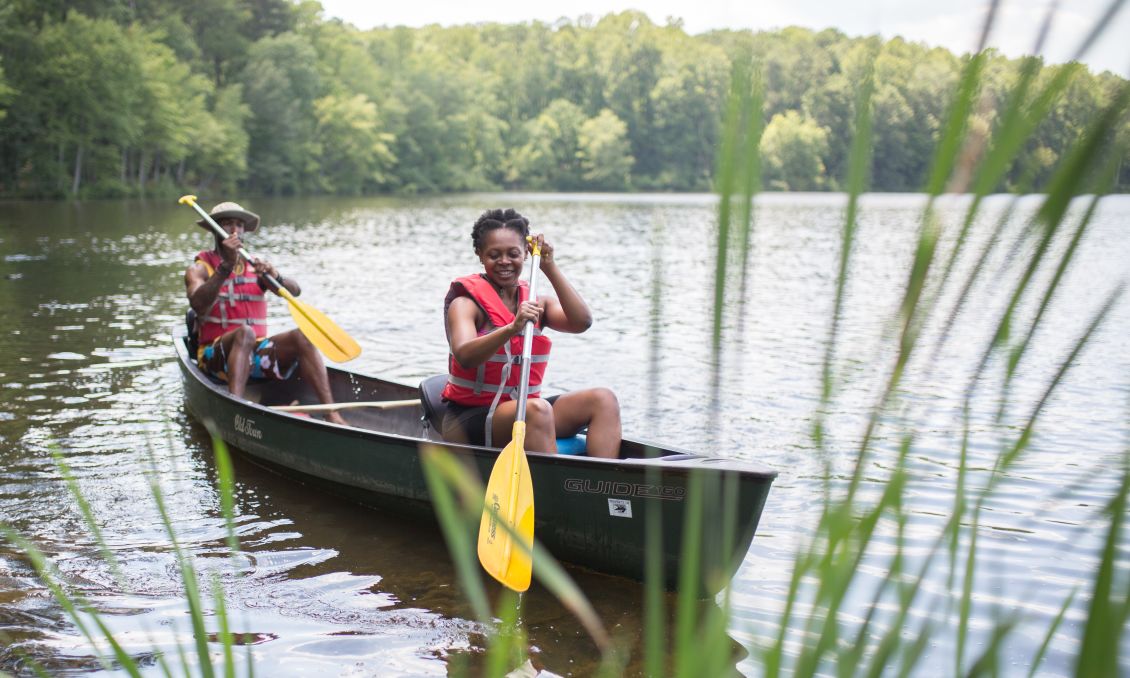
[[0, 1, 1127, 198]]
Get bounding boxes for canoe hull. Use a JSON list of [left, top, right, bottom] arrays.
[[176, 332, 775, 592]]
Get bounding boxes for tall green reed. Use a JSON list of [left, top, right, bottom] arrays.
[[758, 1, 1130, 676], [419, 3, 1130, 671], [0, 435, 251, 677]]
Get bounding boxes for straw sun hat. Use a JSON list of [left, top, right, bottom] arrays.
[[197, 201, 260, 232]]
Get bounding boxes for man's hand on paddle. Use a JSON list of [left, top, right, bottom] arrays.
[[219, 232, 241, 269], [250, 256, 281, 291], [251, 257, 278, 280]]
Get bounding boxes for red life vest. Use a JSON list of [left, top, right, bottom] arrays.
[[442, 274, 552, 407], [194, 250, 268, 347]]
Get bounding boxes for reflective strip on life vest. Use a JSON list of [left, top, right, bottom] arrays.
[[201, 316, 267, 326], [446, 375, 543, 396], [485, 353, 550, 364]]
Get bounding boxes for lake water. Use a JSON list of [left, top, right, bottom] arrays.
[[0, 193, 1126, 675]]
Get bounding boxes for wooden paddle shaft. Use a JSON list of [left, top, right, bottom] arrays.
[[271, 399, 420, 413], [515, 251, 541, 422]]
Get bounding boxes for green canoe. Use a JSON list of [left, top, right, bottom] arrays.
[[174, 329, 776, 593]]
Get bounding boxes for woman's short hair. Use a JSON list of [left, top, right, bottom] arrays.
[[472, 208, 529, 252]]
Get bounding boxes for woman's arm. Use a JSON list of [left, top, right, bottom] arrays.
[[447, 296, 542, 369], [534, 234, 593, 333]]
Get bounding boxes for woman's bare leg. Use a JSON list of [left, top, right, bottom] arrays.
[[550, 388, 621, 458], [489, 398, 558, 453]]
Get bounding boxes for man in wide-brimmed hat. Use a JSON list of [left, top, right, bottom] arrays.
[[184, 201, 347, 425], [195, 201, 261, 232]]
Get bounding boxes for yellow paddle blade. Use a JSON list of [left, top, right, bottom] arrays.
[[277, 288, 362, 363], [478, 421, 534, 592]]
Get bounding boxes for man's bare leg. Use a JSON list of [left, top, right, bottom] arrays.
[[271, 329, 348, 426], [221, 327, 258, 398]]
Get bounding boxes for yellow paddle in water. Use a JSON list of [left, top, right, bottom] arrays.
[[179, 195, 362, 363], [477, 238, 541, 592]]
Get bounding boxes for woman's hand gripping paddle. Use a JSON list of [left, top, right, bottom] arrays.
[[180, 195, 361, 363], [477, 238, 541, 592]]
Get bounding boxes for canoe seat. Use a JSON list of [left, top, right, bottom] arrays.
[[185, 308, 199, 357], [418, 374, 449, 434]]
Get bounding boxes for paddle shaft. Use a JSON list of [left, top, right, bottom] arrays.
[[514, 251, 542, 422], [496, 244, 541, 580], [271, 399, 420, 412], [183, 197, 285, 293], [476, 239, 541, 591]]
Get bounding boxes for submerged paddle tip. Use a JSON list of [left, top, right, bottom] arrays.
[[478, 544, 532, 592], [178, 194, 198, 205]]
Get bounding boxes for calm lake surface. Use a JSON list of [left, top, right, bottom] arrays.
[[0, 193, 1127, 675]]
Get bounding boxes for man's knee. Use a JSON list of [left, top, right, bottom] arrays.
[[231, 326, 257, 349], [281, 329, 313, 352]]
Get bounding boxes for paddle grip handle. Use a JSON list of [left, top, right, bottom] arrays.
[[514, 252, 541, 422], [181, 195, 286, 294]]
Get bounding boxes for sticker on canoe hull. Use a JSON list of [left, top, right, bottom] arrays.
[[608, 498, 632, 518]]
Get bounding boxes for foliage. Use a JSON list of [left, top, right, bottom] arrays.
[[0, 4, 1127, 197], [579, 108, 635, 189], [312, 93, 395, 194], [240, 31, 323, 195], [507, 98, 587, 189], [759, 110, 829, 191], [0, 58, 12, 123]]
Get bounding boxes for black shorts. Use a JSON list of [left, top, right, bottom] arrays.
[[442, 395, 559, 447]]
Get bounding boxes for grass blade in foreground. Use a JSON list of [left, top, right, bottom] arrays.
[[146, 461, 216, 678], [423, 446, 610, 651], [1074, 430, 1130, 677], [421, 445, 491, 621], [0, 528, 137, 675]]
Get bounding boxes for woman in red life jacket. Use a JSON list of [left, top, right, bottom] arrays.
[[442, 208, 621, 458], [183, 201, 347, 426]]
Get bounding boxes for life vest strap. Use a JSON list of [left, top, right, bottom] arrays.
[[219, 292, 267, 302], [486, 353, 549, 364], [446, 375, 542, 397], [202, 316, 267, 326]]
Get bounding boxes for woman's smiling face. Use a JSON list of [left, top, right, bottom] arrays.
[[477, 227, 526, 289]]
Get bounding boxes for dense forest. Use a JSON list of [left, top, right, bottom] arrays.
[[0, 0, 1127, 198]]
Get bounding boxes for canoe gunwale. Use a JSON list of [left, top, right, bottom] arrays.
[[172, 325, 778, 478]]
